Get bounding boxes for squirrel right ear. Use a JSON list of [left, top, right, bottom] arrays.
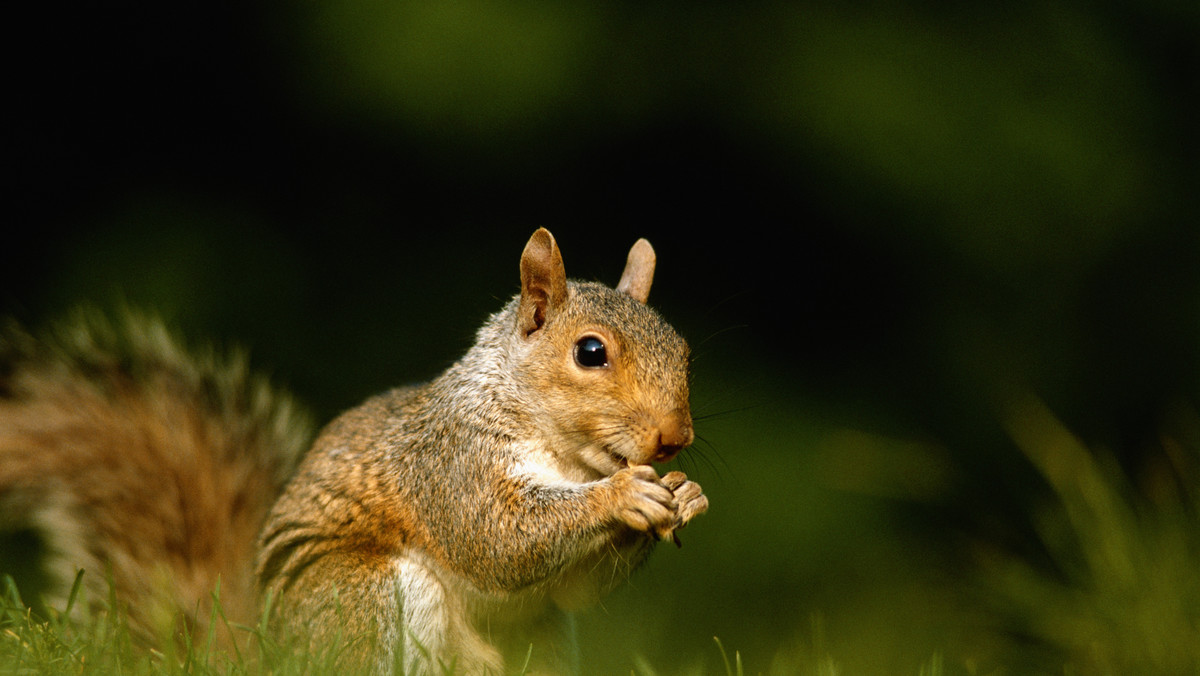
[[518, 228, 568, 337], [616, 238, 656, 303]]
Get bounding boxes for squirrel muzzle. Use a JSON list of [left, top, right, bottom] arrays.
[[650, 412, 693, 463]]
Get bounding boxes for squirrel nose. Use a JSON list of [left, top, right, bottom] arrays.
[[652, 413, 693, 463]]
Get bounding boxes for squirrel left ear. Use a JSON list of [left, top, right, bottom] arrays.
[[518, 228, 568, 336], [616, 238, 656, 303]]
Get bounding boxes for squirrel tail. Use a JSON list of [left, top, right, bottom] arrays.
[[0, 308, 313, 646]]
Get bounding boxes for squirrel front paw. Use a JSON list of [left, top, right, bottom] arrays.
[[608, 464, 679, 540], [660, 471, 708, 526], [607, 466, 708, 544]]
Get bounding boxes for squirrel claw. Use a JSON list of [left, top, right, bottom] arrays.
[[654, 526, 682, 547], [656, 518, 685, 547]]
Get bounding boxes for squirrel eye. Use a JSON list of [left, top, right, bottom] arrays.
[[574, 335, 609, 369]]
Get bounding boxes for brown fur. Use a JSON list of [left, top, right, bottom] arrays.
[[0, 309, 312, 646]]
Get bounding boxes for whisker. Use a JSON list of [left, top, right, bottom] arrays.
[[686, 435, 737, 485], [690, 323, 751, 360], [691, 404, 757, 422]]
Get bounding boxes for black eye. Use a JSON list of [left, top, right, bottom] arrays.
[[574, 335, 608, 368]]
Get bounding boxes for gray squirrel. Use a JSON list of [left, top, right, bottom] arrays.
[[0, 228, 708, 674]]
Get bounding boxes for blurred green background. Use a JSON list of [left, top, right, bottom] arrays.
[[7, 1, 1198, 673]]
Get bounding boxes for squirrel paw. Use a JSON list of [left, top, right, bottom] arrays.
[[659, 471, 708, 546], [609, 464, 679, 541], [660, 471, 708, 525]]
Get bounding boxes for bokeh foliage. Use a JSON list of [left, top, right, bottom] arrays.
[[7, 0, 1198, 673]]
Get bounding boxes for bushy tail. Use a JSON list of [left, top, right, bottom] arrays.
[[0, 309, 313, 646]]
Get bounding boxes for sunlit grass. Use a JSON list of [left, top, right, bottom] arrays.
[[0, 576, 947, 676], [0, 572, 338, 676], [1, 571, 143, 675]]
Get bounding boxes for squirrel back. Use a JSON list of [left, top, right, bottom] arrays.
[[0, 310, 313, 644]]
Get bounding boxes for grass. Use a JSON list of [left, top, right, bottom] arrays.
[[0, 572, 340, 676], [985, 397, 1200, 675], [2, 398, 1198, 675]]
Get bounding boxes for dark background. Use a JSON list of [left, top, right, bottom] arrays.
[[7, 1, 1198, 673]]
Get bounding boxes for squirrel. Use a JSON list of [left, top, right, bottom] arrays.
[[0, 228, 708, 675]]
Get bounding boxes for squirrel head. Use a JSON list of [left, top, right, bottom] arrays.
[[511, 228, 692, 478]]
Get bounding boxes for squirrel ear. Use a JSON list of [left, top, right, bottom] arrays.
[[616, 238, 656, 303], [518, 228, 568, 336]]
